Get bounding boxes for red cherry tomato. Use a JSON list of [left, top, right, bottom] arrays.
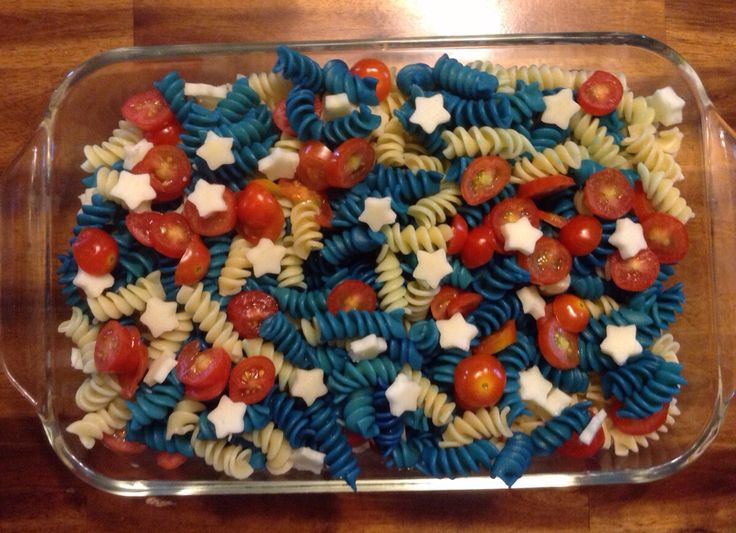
[[517, 175, 575, 199], [489, 197, 540, 250], [226, 290, 279, 339], [520, 236, 572, 285], [537, 314, 580, 369], [577, 70, 624, 116], [144, 120, 182, 146], [175, 341, 231, 401], [72, 228, 118, 275], [183, 187, 237, 237], [155, 451, 188, 470], [236, 182, 285, 244], [174, 235, 211, 286], [446, 214, 469, 255], [296, 140, 333, 192], [460, 156, 510, 206], [606, 249, 660, 292], [117, 326, 149, 399], [446, 291, 483, 318], [472, 320, 517, 355], [552, 294, 590, 333], [327, 138, 375, 189], [609, 399, 670, 436], [583, 168, 634, 220], [133, 145, 191, 202], [345, 430, 370, 450], [461, 225, 497, 269], [327, 279, 377, 313], [453, 354, 507, 411], [632, 180, 657, 220], [101, 429, 147, 455], [641, 213, 689, 264], [557, 428, 604, 458], [559, 215, 603, 256], [94, 320, 136, 374], [430, 286, 462, 321], [538, 210, 568, 229], [150, 212, 193, 258], [228, 356, 276, 404], [121, 89, 174, 132], [350, 58, 391, 101], [277, 179, 333, 227], [273, 95, 324, 136], [125, 211, 164, 248]]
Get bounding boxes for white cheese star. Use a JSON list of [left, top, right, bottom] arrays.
[[123, 138, 154, 171], [358, 197, 396, 231], [143, 352, 177, 387], [78, 187, 96, 207], [245, 238, 287, 277], [347, 334, 388, 362], [413, 249, 453, 289], [291, 447, 326, 474], [647, 86, 686, 127], [70, 347, 83, 371], [516, 285, 547, 320], [140, 297, 179, 338], [323, 93, 355, 121], [545, 388, 573, 417], [578, 409, 607, 445], [110, 170, 157, 211], [289, 368, 328, 407], [600, 324, 643, 366], [184, 82, 229, 99], [541, 88, 581, 129], [409, 93, 451, 134], [196, 131, 235, 170], [385, 373, 422, 417], [187, 180, 227, 218], [436, 313, 479, 351], [501, 216, 543, 254], [73, 268, 114, 299], [518, 366, 572, 417], [608, 218, 648, 260], [207, 395, 247, 439], [257, 147, 300, 181]]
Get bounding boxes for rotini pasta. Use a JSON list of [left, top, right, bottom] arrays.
[[569, 111, 629, 168], [382, 223, 453, 254], [290, 201, 324, 260], [277, 235, 307, 289], [191, 429, 255, 480], [81, 120, 143, 172], [217, 234, 253, 296], [246, 71, 291, 109], [408, 182, 463, 227], [246, 422, 294, 475], [58, 306, 99, 374], [145, 312, 194, 360], [636, 163, 694, 223], [75, 372, 121, 413], [87, 270, 165, 322], [405, 280, 439, 322], [400, 365, 455, 426], [622, 124, 684, 182], [511, 141, 587, 184], [166, 398, 206, 439], [441, 126, 535, 160], [440, 405, 513, 447], [374, 244, 409, 312], [66, 397, 131, 449]]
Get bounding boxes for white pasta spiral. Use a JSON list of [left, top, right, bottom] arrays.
[[75, 372, 121, 412], [601, 400, 680, 456], [649, 333, 681, 363], [569, 111, 629, 168], [291, 201, 324, 260], [375, 117, 407, 166], [636, 163, 694, 223], [58, 307, 99, 373], [247, 422, 294, 475], [217, 235, 253, 296], [273, 132, 303, 153], [382, 223, 453, 254], [467, 62, 594, 91], [440, 405, 513, 447], [277, 236, 306, 289], [87, 270, 165, 322], [405, 280, 439, 322], [408, 181, 462, 227], [81, 120, 143, 172], [93, 167, 122, 201], [374, 245, 408, 312], [191, 429, 255, 480], [145, 312, 194, 360], [166, 398, 206, 439], [400, 365, 455, 426], [441, 126, 535, 160], [66, 397, 131, 449], [622, 124, 684, 182], [243, 337, 297, 391], [617, 91, 656, 127], [299, 318, 321, 347], [511, 141, 586, 184], [655, 127, 684, 156], [247, 71, 291, 109], [583, 295, 620, 319], [404, 152, 445, 173]]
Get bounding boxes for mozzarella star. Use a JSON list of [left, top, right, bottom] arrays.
[[122, 138, 154, 170], [608, 218, 648, 260], [289, 368, 328, 407], [647, 86, 686, 127], [600, 324, 643, 366], [516, 285, 547, 320], [323, 93, 354, 121], [73, 268, 114, 299], [409, 93, 451, 134], [140, 297, 179, 338], [245, 238, 287, 277], [207, 395, 247, 439], [78, 187, 96, 207], [541, 88, 581, 129], [385, 373, 422, 417], [291, 447, 326, 474], [196, 130, 235, 170], [110, 170, 157, 210], [348, 334, 388, 362], [143, 352, 178, 387], [436, 312, 479, 351], [187, 179, 228, 218], [358, 196, 396, 231], [413, 249, 453, 289], [501, 216, 543, 254], [257, 147, 300, 181]]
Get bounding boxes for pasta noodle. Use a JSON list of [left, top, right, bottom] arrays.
[[81, 120, 143, 172]]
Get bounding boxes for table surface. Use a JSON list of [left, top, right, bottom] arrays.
[[2, 1, 735, 530]]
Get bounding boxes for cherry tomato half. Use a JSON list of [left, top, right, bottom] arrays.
[[133, 145, 191, 202], [176, 341, 231, 401], [446, 214, 469, 255], [559, 215, 603, 256], [226, 290, 279, 339], [461, 225, 497, 269], [121, 89, 174, 132], [453, 354, 507, 411], [517, 174, 575, 200], [489, 197, 540, 250], [155, 451, 188, 470], [430, 286, 461, 321], [577, 70, 624, 116], [350, 58, 391, 101], [72, 228, 118, 276], [632, 180, 657, 220], [460, 156, 510, 206], [236, 182, 285, 245], [277, 179, 333, 227], [606, 249, 660, 292], [538, 210, 568, 230], [144, 120, 182, 146], [183, 187, 237, 237], [641, 213, 689, 264], [125, 211, 164, 248], [94, 320, 136, 374], [102, 429, 147, 455], [327, 138, 375, 189], [150, 212, 193, 259], [446, 291, 483, 318], [537, 314, 580, 369], [609, 399, 670, 436], [117, 330, 149, 400], [473, 320, 517, 355], [557, 428, 604, 458], [228, 356, 276, 404], [583, 168, 634, 220], [327, 279, 377, 313], [296, 140, 333, 192], [519, 236, 572, 285], [552, 293, 590, 333], [174, 235, 211, 286]]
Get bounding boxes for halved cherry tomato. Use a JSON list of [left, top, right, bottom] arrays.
[[641, 213, 689, 264], [273, 96, 324, 136], [460, 156, 510, 206], [538, 210, 568, 229], [446, 214, 469, 255], [174, 235, 211, 285], [453, 354, 506, 411], [577, 70, 624, 116], [461, 225, 497, 269], [609, 399, 670, 436], [537, 314, 580, 369], [277, 179, 333, 227], [176, 341, 231, 401], [517, 175, 575, 199], [121, 89, 174, 131], [102, 429, 147, 454], [557, 429, 604, 458], [150, 212, 193, 258], [327, 138, 375, 189], [559, 215, 603, 256], [183, 187, 237, 236], [446, 291, 483, 318], [125, 211, 164, 247], [632, 180, 657, 220], [350, 58, 391, 101], [72, 228, 118, 275], [236, 182, 285, 244], [606, 249, 660, 292], [229, 356, 276, 404], [226, 290, 279, 339], [296, 140, 333, 192], [133, 145, 191, 202], [519, 236, 572, 285], [144, 120, 182, 146], [552, 294, 590, 333], [155, 451, 188, 470], [117, 333, 149, 400], [489, 197, 540, 250], [583, 168, 634, 220], [327, 279, 377, 313], [473, 320, 517, 355], [94, 320, 136, 374], [430, 286, 461, 321]]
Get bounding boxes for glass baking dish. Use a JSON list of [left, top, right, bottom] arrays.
[[1, 33, 734, 495]]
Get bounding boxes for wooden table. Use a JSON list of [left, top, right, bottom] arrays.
[[2, 1, 735, 530]]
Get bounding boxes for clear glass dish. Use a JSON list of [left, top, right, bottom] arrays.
[[1, 32, 734, 495]]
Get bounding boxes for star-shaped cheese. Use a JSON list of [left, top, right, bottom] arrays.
[[578, 409, 607, 445], [519, 366, 554, 406], [78, 187, 96, 207], [73, 268, 114, 299], [290, 368, 328, 406], [501, 216, 543, 254], [140, 297, 179, 338], [539, 274, 571, 296], [207, 395, 247, 439], [245, 238, 287, 277], [385, 373, 422, 417], [323, 93, 354, 121], [608, 218, 648, 260], [436, 312, 479, 351], [348, 334, 388, 362], [291, 447, 326, 474], [600, 324, 643, 366], [196, 131, 235, 170], [545, 388, 572, 417], [409, 93, 451, 134], [143, 353, 178, 386], [516, 286, 547, 320], [541, 88, 581, 129], [123, 138, 154, 171], [358, 197, 396, 231], [70, 347, 83, 371], [257, 147, 300, 181], [413, 249, 453, 289], [110, 170, 157, 211], [187, 180, 227, 218], [647, 86, 686, 127], [184, 82, 229, 99]]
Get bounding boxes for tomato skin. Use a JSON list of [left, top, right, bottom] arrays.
[[632, 180, 657, 220], [174, 235, 211, 286], [577, 70, 624, 116], [175, 341, 231, 401], [461, 225, 497, 269], [446, 214, 469, 255], [327, 138, 375, 189], [641, 213, 689, 264], [150, 212, 193, 259], [473, 320, 517, 355], [236, 182, 285, 244], [277, 179, 333, 227], [557, 429, 604, 458], [117, 329, 149, 399], [607, 249, 660, 292], [102, 429, 147, 454], [538, 210, 568, 229], [430, 286, 461, 321], [121, 89, 174, 131], [296, 140, 333, 192], [609, 399, 670, 436], [273, 96, 324, 136], [72, 228, 119, 275], [183, 187, 237, 237], [226, 290, 279, 339], [453, 354, 507, 411], [460, 156, 511, 206], [517, 175, 575, 199], [156, 451, 188, 470], [229, 356, 276, 404], [552, 294, 590, 333], [350, 58, 391, 101], [94, 320, 136, 374], [537, 314, 580, 369], [583, 168, 634, 220], [125, 211, 164, 248], [489, 198, 540, 250], [327, 279, 377, 313], [144, 120, 183, 146], [559, 215, 603, 256], [445, 292, 483, 317], [521, 236, 572, 285], [133, 145, 191, 202]]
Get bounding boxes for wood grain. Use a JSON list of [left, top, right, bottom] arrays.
[[1, 1, 735, 531]]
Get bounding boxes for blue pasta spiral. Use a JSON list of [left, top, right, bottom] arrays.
[[57, 252, 86, 311], [570, 274, 605, 299], [393, 86, 448, 154], [507, 81, 546, 124], [310, 309, 406, 342], [490, 432, 534, 487], [258, 312, 311, 368], [446, 258, 474, 289], [321, 226, 386, 265], [385, 338, 424, 370], [323, 104, 381, 148], [538, 358, 590, 394], [322, 59, 379, 105], [327, 357, 400, 401], [154, 70, 192, 124], [530, 401, 592, 456], [307, 344, 347, 376], [433, 53, 498, 98], [268, 287, 328, 318], [363, 164, 444, 204], [126, 372, 184, 431], [428, 349, 467, 387], [471, 255, 530, 300], [343, 388, 379, 438], [416, 439, 497, 479], [217, 77, 261, 123], [396, 63, 435, 95], [269, 390, 314, 447], [125, 421, 194, 457], [372, 384, 404, 455], [601, 352, 661, 401], [285, 87, 323, 141], [273, 45, 323, 92], [441, 90, 513, 129], [73, 193, 120, 235], [408, 320, 441, 360], [467, 297, 523, 337]]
